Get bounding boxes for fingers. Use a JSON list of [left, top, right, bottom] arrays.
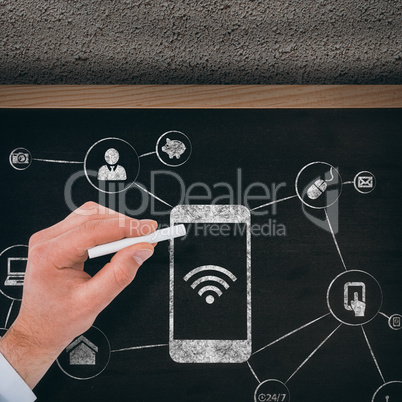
[[82, 243, 154, 312], [353, 292, 359, 302], [31, 202, 133, 245], [46, 217, 157, 268]]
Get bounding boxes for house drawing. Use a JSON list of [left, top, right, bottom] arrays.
[[66, 335, 99, 366]]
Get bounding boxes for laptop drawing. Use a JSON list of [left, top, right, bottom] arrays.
[[4, 257, 27, 286]]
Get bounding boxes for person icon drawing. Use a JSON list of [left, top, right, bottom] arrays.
[[97, 148, 127, 181]]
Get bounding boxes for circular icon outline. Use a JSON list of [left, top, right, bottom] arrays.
[[371, 380, 402, 401], [326, 269, 383, 326], [155, 130, 192, 167], [84, 137, 140, 194], [388, 314, 402, 331], [254, 379, 290, 402], [56, 326, 111, 380], [353, 171, 376, 194], [0, 244, 28, 301], [9, 148, 32, 171], [295, 161, 343, 209]]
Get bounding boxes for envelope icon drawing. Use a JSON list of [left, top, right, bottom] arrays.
[[358, 176, 373, 188]]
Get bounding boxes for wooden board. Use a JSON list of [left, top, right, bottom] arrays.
[[0, 85, 401, 108]]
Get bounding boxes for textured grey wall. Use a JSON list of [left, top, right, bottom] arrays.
[[1, 0, 401, 84]]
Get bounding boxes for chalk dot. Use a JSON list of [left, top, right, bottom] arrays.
[[206, 295, 215, 304]]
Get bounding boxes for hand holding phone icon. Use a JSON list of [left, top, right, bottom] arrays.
[[350, 292, 366, 317], [344, 282, 366, 317]]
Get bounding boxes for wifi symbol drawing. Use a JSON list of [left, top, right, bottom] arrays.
[[183, 265, 237, 304]]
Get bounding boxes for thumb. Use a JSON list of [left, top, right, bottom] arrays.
[[83, 243, 155, 313]]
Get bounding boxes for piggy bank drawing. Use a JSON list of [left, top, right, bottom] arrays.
[[161, 138, 186, 159]]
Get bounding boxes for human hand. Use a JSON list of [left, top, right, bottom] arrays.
[[350, 292, 366, 317], [0, 202, 157, 389]]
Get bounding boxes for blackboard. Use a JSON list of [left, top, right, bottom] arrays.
[[0, 109, 401, 402]]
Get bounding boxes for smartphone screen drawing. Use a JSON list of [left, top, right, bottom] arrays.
[[169, 205, 251, 363]]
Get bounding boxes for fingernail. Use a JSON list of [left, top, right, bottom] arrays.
[[140, 219, 158, 234], [133, 249, 154, 265]]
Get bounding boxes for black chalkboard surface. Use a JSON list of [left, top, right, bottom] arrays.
[[0, 109, 401, 402]]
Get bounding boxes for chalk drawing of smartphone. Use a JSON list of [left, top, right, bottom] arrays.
[[169, 205, 251, 363]]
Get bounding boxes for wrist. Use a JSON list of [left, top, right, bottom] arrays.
[[0, 319, 63, 389]]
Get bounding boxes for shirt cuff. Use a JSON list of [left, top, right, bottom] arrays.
[[0, 352, 36, 402]]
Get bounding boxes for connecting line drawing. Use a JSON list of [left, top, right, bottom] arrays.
[[111, 344, 168, 353], [138, 151, 157, 158], [361, 326, 386, 384], [251, 195, 298, 211], [324, 208, 347, 271], [247, 361, 261, 384], [285, 323, 342, 384], [252, 313, 331, 356], [134, 183, 173, 209], [32, 158, 83, 164], [10, 146, 396, 399], [4, 300, 14, 329], [33, 151, 173, 209]]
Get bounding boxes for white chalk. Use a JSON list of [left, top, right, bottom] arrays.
[[88, 224, 187, 259]]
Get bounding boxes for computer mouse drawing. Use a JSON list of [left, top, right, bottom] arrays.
[[307, 179, 328, 199], [306, 168, 335, 200]]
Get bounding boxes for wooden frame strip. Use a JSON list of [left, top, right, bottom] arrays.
[[0, 85, 400, 108]]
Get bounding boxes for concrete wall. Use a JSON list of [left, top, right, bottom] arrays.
[[1, 0, 401, 84]]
